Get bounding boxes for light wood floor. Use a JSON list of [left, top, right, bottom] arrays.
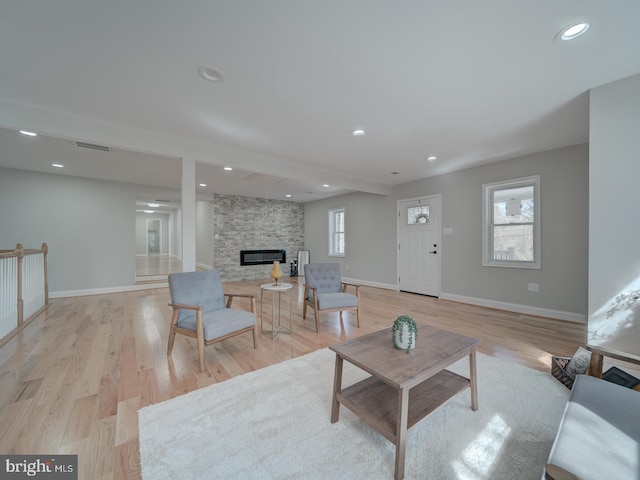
[[135, 254, 183, 277], [0, 277, 586, 479]]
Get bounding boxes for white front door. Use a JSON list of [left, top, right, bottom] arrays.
[[398, 195, 441, 296]]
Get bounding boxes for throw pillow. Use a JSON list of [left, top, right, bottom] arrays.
[[565, 346, 591, 378]]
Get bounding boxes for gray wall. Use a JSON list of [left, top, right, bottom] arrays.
[[305, 144, 589, 318], [589, 73, 640, 355], [304, 192, 397, 286], [214, 194, 304, 282], [170, 208, 181, 259], [0, 167, 137, 292], [0, 167, 302, 292], [196, 200, 214, 268]]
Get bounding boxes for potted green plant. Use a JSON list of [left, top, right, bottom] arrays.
[[391, 314, 417, 352]]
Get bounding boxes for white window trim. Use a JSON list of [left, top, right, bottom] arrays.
[[328, 207, 346, 257], [482, 175, 540, 269]]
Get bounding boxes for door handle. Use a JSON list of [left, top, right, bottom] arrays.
[[429, 250, 437, 254]]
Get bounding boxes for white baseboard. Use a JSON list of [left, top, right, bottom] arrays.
[[341, 277, 398, 291], [196, 262, 213, 270], [50, 282, 168, 298], [136, 275, 168, 282], [439, 292, 587, 324]]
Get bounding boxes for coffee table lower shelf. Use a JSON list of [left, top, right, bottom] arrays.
[[336, 369, 471, 444]]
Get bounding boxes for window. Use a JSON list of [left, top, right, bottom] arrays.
[[407, 205, 430, 225], [482, 175, 540, 268], [329, 208, 345, 256]]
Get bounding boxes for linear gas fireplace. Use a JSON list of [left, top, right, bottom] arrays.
[[240, 249, 286, 266]]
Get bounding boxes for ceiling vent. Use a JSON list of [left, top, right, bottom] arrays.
[[75, 141, 111, 152], [154, 199, 171, 203]]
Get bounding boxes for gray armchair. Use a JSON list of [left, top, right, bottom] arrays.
[[302, 263, 360, 332], [167, 270, 257, 372]]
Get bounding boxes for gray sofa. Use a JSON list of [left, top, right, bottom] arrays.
[[543, 374, 640, 480]]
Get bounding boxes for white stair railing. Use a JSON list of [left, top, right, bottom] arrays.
[[0, 243, 49, 347], [0, 255, 18, 341]]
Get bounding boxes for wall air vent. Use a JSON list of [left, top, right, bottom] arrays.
[[154, 199, 171, 203], [75, 141, 111, 152]]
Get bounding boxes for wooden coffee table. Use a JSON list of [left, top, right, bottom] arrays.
[[329, 324, 479, 480]]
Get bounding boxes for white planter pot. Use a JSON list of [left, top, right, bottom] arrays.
[[393, 323, 415, 350]]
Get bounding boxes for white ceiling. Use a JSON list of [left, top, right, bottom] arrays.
[[0, 127, 352, 210], [1, 1, 639, 204]]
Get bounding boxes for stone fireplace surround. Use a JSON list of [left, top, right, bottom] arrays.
[[213, 194, 304, 282]]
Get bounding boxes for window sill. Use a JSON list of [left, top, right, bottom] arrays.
[[483, 260, 540, 269]]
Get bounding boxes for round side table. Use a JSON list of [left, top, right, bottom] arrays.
[[260, 282, 293, 340]]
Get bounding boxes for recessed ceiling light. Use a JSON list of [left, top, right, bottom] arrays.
[[223, 166, 233, 171], [427, 156, 437, 162], [199, 183, 207, 187], [352, 129, 366, 136], [148, 203, 160, 208], [52, 163, 64, 168], [557, 22, 589, 41], [20, 130, 37, 136], [386, 172, 399, 176], [198, 66, 225, 83], [144, 210, 154, 214], [285, 194, 292, 198], [323, 184, 330, 188]]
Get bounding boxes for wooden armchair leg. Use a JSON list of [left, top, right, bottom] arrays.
[[197, 336, 205, 373], [167, 310, 179, 355], [314, 311, 319, 333], [252, 327, 257, 349], [167, 328, 177, 355], [356, 306, 360, 328], [196, 311, 205, 373], [303, 302, 307, 319], [167, 328, 176, 355]]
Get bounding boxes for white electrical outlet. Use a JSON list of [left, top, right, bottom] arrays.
[[528, 283, 539, 292]]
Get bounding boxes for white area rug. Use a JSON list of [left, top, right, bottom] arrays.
[[139, 349, 569, 480]]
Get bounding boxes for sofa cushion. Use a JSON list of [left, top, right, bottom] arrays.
[[545, 374, 640, 480]]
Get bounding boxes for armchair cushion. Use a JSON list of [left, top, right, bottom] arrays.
[[317, 292, 358, 310], [545, 374, 640, 480], [304, 263, 344, 301], [179, 308, 256, 341], [169, 270, 226, 322]]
